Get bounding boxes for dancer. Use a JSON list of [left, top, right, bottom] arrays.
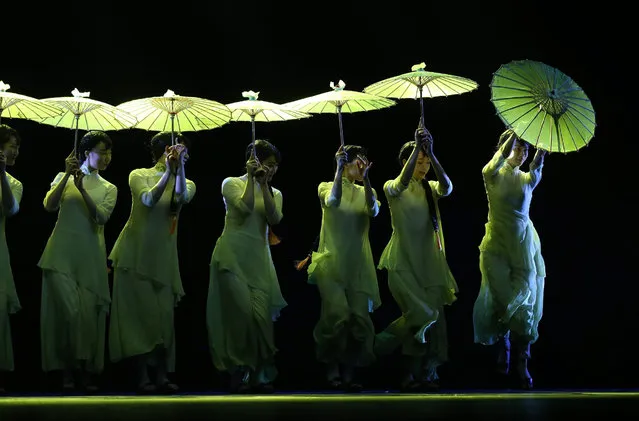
[[472, 128, 546, 390], [307, 144, 380, 392], [375, 125, 458, 391], [39, 131, 117, 392], [108, 131, 195, 394], [0, 125, 22, 393], [206, 139, 286, 393]]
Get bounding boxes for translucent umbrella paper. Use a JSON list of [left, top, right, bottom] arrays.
[[39, 88, 138, 150], [490, 59, 596, 153], [363, 62, 478, 126], [226, 90, 311, 156], [0, 81, 65, 124], [227, 90, 311, 123], [283, 80, 395, 146], [117, 89, 232, 143]]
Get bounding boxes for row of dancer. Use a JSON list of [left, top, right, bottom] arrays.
[[0, 122, 547, 394]]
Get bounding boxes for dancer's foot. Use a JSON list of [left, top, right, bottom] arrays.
[[345, 382, 363, 393], [327, 377, 343, 390], [342, 365, 363, 393], [326, 363, 342, 390], [230, 368, 251, 394], [400, 378, 422, 393], [516, 357, 533, 390], [62, 370, 76, 393], [420, 380, 440, 392], [156, 380, 179, 394], [253, 382, 275, 394], [80, 371, 99, 394], [137, 382, 157, 394]]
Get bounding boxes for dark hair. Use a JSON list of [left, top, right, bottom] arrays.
[[149, 131, 191, 163], [0, 124, 21, 148], [77, 130, 112, 162], [343, 144, 367, 163], [397, 140, 438, 233], [245, 139, 281, 164], [397, 140, 426, 165]]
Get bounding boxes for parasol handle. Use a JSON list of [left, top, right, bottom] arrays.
[[170, 114, 176, 146], [168, 111, 181, 234], [418, 86, 426, 129], [337, 104, 344, 147], [554, 115, 561, 153], [251, 115, 257, 159], [169, 98, 177, 146], [73, 114, 80, 158]]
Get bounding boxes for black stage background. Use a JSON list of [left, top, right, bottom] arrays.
[[1, 0, 634, 393]]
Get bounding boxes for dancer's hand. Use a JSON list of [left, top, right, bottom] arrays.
[[415, 127, 433, 155], [335, 145, 347, 169], [165, 145, 182, 173], [169, 144, 189, 167], [246, 157, 260, 178], [362, 159, 373, 180], [256, 164, 274, 185], [65, 151, 80, 175]]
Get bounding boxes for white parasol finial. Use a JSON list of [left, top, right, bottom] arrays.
[[164, 89, 178, 98], [0, 81, 10, 92], [242, 90, 260, 100], [71, 88, 90, 98], [411, 62, 426, 72], [329, 80, 346, 91]]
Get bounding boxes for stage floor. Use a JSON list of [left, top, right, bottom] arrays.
[[1, 390, 638, 420]]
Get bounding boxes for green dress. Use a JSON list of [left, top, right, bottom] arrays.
[[38, 163, 117, 373], [473, 144, 546, 346], [109, 162, 196, 372], [0, 172, 22, 371], [376, 176, 458, 366], [207, 175, 287, 383], [307, 178, 381, 366]]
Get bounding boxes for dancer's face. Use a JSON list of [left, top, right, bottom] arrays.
[[409, 150, 430, 180], [508, 140, 529, 167], [257, 155, 279, 183], [84, 141, 112, 171], [344, 155, 368, 182], [0, 136, 19, 166]]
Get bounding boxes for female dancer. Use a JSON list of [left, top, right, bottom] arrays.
[[0, 125, 22, 392], [376, 125, 458, 391], [207, 139, 286, 393], [307, 144, 380, 392], [108, 131, 195, 394], [472, 128, 546, 390], [39, 131, 117, 392]]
